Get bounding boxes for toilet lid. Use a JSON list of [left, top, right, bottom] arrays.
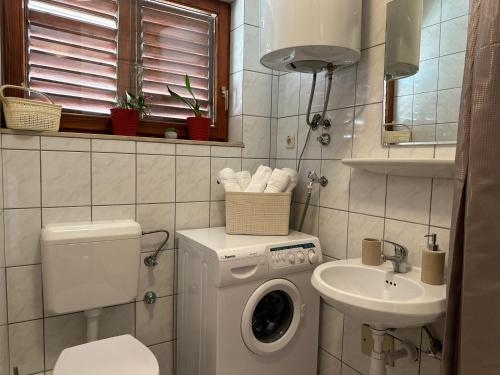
[[54, 335, 159, 375]]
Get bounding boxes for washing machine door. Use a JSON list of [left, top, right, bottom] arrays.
[[241, 279, 302, 355]]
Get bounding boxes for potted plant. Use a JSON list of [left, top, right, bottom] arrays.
[[167, 75, 210, 141], [111, 91, 149, 136]]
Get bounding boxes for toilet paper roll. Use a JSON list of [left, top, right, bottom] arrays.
[[362, 238, 383, 266], [421, 249, 445, 285]]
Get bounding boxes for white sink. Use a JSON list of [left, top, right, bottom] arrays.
[[311, 259, 446, 329]]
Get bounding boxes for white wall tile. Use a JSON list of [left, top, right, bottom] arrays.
[[231, 0, 244, 30], [230, 25, 244, 74], [210, 201, 226, 227], [1, 134, 40, 150], [442, 0, 469, 20], [413, 92, 437, 125], [242, 116, 271, 158], [299, 73, 325, 115], [328, 65, 357, 110], [430, 178, 454, 228], [99, 303, 136, 340], [278, 73, 300, 118], [386, 176, 432, 224], [437, 88, 461, 124], [149, 341, 175, 375], [438, 52, 466, 90], [318, 349, 342, 375], [211, 146, 241, 158], [6, 265, 43, 323], [422, 0, 442, 27], [136, 142, 175, 155], [91, 205, 135, 221], [296, 160, 321, 205], [355, 45, 385, 106], [4, 208, 41, 267], [137, 155, 175, 204], [0, 269, 6, 325], [319, 303, 344, 359], [349, 169, 387, 217], [321, 108, 355, 160], [228, 115, 243, 143], [176, 156, 210, 202], [440, 16, 468, 56], [243, 71, 272, 117], [176, 144, 210, 157], [294, 204, 319, 236], [229, 71, 243, 117], [92, 153, 136, 205], [244, 0, 260, 26], [41, 151, 91, 207], [296, 116, 322, 160], [384, 219, 429, 267], [136, 204, 175, 251], [9, 319, 45, 375], [44, 312, 85, 369], [347, 213, 385, 259], [175, 202, 210, 231], [352, 103, 388, 159], [276, 116, 299, 159], [2, 150, 41, 208], [0, 325, 8, 375], [420, 24, 441, 60], [342, 316, 371, 374], [136, 296, 174, 346], [244, 25, 270, 73], [241, 158, 270, 174], [318, 208, 348, 259], [92, 139, 135, 153], [41, 206, 91, 226], [41, 137, 90, 152], [414, 58, 439, 94], [320, 161, 350, 211], [138, 251, 175, 301]]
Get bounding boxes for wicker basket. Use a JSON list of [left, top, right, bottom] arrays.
[[0, 85, 61, 132], [225, 192, 291, 236]]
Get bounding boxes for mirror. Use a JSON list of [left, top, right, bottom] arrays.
[[382, 0, 469, 146]]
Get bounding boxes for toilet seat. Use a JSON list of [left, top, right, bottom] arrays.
[[53, 335, 159, 375]]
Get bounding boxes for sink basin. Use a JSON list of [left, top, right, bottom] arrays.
[[311, 259, 446, 329]]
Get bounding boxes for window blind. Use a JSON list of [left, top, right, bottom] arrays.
[[27, 0, 118, 114], [139, 0, 215, 122]]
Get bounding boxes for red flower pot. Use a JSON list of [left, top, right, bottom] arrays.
[[187, 117, 210, 141], [110, 108, 139, 136]]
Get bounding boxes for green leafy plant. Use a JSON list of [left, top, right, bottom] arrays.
[[117, 91, 150, 116], [167, 75, 203, 117]]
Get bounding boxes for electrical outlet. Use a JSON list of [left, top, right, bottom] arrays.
[[361, 325, 394, 358], [286, 135, 296, 149]]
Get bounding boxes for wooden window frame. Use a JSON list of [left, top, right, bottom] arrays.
[[1, 0, 230, 141]]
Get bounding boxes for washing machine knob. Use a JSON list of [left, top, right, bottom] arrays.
[[308, 250, 319, 264], [288, 252, 296, 264], [296, 251, 305, 262]]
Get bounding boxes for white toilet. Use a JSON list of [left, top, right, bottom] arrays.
[[41, 220, 159, 375]]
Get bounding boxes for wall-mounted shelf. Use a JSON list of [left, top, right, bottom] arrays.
[[341, 158, 455, 179]]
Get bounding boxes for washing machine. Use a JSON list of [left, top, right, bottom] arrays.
[[176, 227, 322, 375]]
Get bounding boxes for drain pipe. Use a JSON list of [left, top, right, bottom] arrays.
[[369, 327, 418, 375]]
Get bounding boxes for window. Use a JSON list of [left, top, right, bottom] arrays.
[[1, 0, 230, 140]]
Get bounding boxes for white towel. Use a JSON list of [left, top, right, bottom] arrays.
[[282, 168, 299, 192], [217, 168, 242, 192], [245, 165, 273, 192], [235, 171, 251, 191], [264, 169, 291, 193]]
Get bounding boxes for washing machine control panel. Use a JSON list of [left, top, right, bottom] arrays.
[[269, 242, 321, 268]]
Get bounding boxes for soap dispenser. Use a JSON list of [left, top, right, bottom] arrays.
[[421, 233, 445, 285]]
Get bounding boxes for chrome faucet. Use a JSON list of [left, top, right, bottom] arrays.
[[381, 240, 410, 273]]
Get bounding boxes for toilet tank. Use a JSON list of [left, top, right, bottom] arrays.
[[41, 220, 142, 315]]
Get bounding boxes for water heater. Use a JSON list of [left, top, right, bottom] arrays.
[[260, 0, 362, 73]]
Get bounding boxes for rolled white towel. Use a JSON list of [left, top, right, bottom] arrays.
[[245, 165, 273, 192], [234, 171, 252, 191], [264, 169, 291, 193], [217, 168, 241, 192], [282, 168, 299, 192]]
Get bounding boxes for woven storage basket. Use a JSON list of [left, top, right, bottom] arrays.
[[0, 85, 61, 132], [225, 192, 291, 236]]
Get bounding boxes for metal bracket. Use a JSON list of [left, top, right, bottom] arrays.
[[144, 291, 157, 305], [317, 133, 331, 146]]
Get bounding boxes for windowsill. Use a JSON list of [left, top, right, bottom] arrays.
[[0, 128, 244, 148]]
